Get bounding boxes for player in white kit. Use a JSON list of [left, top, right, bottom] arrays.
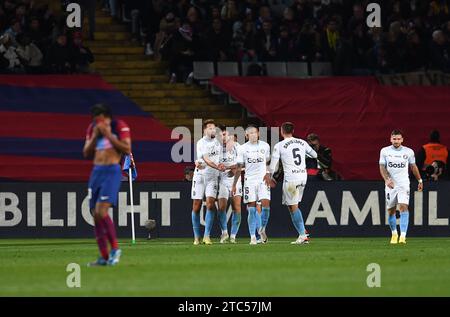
[[197, 119, 225, 245], [379, 129, 423, 244], [269, 122, 317, 244], [232, 125, 272, 245], [216, 125, 242, 244], [190, 127, 209, 245]]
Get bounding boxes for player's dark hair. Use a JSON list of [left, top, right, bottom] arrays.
[[217, 124, 226, 132], [91, 103, 112, 118], [203, 119, 215, 130], [245, 124, 259, 132], [430, 130, 440, 142], [391, 129, 403, 137], [307, 133, 319, 142], [281, 122, 295, 134]]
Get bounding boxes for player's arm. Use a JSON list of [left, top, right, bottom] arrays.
[[203, 154, 225, 171], [231, 147, 244, 195], [264, 143, 272, 186], [409, 148, 423, 192], [379, 164, 394, 188], [410, 163, 423, 191], [268, 144, 280, 184], [97, 121, 132, 154], [83, 124, 98, 158], [306, 142, 318, 158], [379, 149, 394, 188]]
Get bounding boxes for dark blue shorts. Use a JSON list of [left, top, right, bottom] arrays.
[[88, 164, 122, 210]]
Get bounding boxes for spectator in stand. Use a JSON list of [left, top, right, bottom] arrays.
[[70, 31, 94, 73], [295, 19, 320, 61], [154, 12, 180, 62], [46, 33, 72, 74], [404, 29, 427, 72], [167, 23, 195, 85], [206, 17, 231, 61], [241, 20, 258, 62], [0, 33, 23, 73], [430, 30, 450, 72], [416, 130, 449, 180], [221, 0, 240, 27], [4, 19, 22, 46], [305, 133, 335, 181], [256, 19, 278, 61], [277, 24, 294, 61], [320, 18, 340, 63], [27, 16, 48, 54], [16, 33, 43, 73]]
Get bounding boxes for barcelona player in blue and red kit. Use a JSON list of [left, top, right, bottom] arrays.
[[83, 104, 132, 266]]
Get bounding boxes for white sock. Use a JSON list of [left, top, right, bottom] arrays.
[[250, 235, 256, 240], [400, 232, 406, 238], [230, 234, 236, 239], [222, 230, 228, 235], [392, 230, 398, 235]]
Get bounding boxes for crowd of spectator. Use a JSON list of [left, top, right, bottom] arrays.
[[104, 0, 450, 82], [0, 0, 94, 74]]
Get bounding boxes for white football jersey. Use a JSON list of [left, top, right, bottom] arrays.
[[220, 141, 240, 178], [270, 137, 317, 182], [197, 136, 222, 176], [379, 145, 415, 187], [237, 140, 271, 183]]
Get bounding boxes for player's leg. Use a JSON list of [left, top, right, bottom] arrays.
[[230, 194, 242, 243], [387, 206, 398, 244], [99, 165, 122, 265], [247, 202, 258, 245], [217, 197, 229, 243], [203, 177, 218, 244], [244, 183, 258, 244], [191, 176, 205, 245], [191, 199, 203, 245], [386, 187, 399, 244], [217, 181, 230, 243], [87, 167, 109, 266], [89, 201, 110, 266], [398, 203, 409, 244], [285, 182, 309, 244], [258, 182, 271, 243], [255, 202, 262, 243]]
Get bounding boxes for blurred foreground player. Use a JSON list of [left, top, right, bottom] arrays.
[[83, 104, 132, 266], [379, 130, 423, 245]]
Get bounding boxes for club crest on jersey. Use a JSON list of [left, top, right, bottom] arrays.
[[260, 149, 265, 154], [403, 154, 408, 159]]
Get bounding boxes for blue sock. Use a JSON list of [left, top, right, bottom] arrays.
[[231, 211, 241, 236], [247, 207, 257, 238], [400, 211, 409, 235], [217, 210, 228, 233], [204, 209, 215, 238], [388, 213, 397, 233], [290, 208, 306, 235], [191, 211, 201, 239], [261, 207, 270, 229], [256, 211, 262, 235]]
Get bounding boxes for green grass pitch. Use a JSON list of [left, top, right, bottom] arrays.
[[1, 237, 450, 296]]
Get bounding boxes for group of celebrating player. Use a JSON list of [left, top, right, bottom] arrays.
[[190, 119, 316, 245], [83, 104, 424, 265]]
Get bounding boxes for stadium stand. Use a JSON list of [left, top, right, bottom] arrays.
[[0, 75, 191, 181]]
